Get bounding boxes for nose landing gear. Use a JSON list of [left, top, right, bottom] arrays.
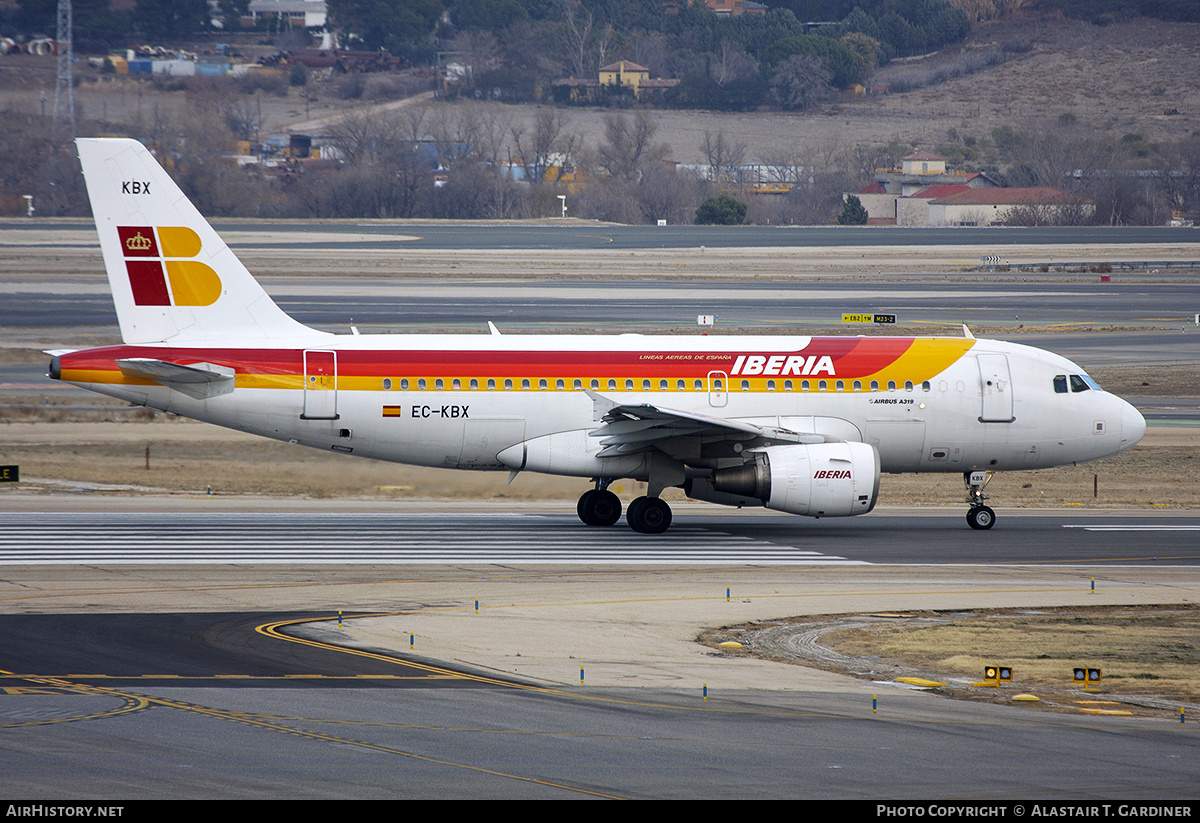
[[965, 470, 996, 530]]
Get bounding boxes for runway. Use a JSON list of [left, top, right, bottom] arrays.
[[9, 219, 1200, 250], [9, 277, 1200, 337], [0, 511, 864, 566], [4, 510, 1200, 566]]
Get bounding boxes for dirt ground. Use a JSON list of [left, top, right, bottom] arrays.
[[1, 16, 1197, 165], [703, 604, 1200, 712]]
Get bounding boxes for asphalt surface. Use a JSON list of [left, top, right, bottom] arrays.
[[1, 508, 1198, 799], [9, 220, 1200, 249], [4, 511, 1200, 566], [8, 276, 1200, 337]]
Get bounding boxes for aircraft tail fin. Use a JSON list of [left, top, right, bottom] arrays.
[[76, 137, 316, 345]]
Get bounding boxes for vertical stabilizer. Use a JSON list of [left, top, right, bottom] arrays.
[[76, 137, 318, 345]]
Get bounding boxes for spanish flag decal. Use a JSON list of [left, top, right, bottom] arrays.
[[117, 226, 222, 307]]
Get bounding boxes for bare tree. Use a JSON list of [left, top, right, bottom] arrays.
[[700, 129, 747, 184], [709, 39, 757, 88], [1154, 137, 1200, 216], [627, 30, 669, 78], [561, 4, 594, 78], [636, 168, 708, 226], [511, 109, 579, 184], [593, 24, 617, 71], [596, 111, 671, 183], [325, 108, 412, 165], [770, 55, 835, 111], [449, 30, 501, 87]]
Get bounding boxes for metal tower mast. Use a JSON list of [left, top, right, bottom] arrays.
[[52, 0, 75, 143]]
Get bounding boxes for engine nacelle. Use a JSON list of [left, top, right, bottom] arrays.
[[709, 442, 880, 517]]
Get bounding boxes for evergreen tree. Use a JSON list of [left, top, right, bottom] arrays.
[[837, 194, 868, 225], [695, 194, 747, 225]]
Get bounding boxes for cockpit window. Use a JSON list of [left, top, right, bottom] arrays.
[[1053, 375, 1068, 394], [1069, 374, 1094, 393], [1080, 374, 1103, 392]]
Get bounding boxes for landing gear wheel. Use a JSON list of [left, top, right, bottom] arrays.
[[967, 506, 995, 530], [627, 496, 672, 534], [577, 489, 621, 526]]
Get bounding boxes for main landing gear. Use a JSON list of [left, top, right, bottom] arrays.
[[965, 470, 996, 530], [577, 483, 622, 527], [626, 496, 672, 535], [577, 480, 673, 534]]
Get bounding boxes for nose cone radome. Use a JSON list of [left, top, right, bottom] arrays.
[[1120, 399, 1146, 452]]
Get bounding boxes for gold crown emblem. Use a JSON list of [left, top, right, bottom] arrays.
[[125, 232, 152, 251]]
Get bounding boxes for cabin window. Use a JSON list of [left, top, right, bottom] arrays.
[[767, 380, 776, 392], [740, 379, 750, 391], [870, 380, 879, 391], [642, 379, 651, 391], [904, 380, 914, 391], [801, 380, 810, 392], [468, 378, 477, 390], [573, 379, 582, 390], [418, 378, 427, 390], [818, 380, 828, 391], [487, 378, 496, 390], [852, 380, 862, 392], [383, 378, 392, 391], [522, 378, 531, 390], [591, 379, 599, 391], [922, 381, 930, 392], [887, 380, 896, 391], [504, 378, 513, 390], [400, 378, 409, 390], [660, 379, 669, 391], [712, 378, 723, 391], [694, 379, 704, 391], [1053, 375, 1068, 394], [556, 379, 565, 391], [608, 379, 617, 391], [677, 379, 686, 391], [625, 379, 634, 391], [835, 380, 845, 392], [435, 378, 444, 390], [538, 378, 548, 390], [784, 380, 793, 392], [454, 378, 463, 390]]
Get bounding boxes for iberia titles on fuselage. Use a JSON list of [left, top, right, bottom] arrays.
[[51, 138, 1146, 534]]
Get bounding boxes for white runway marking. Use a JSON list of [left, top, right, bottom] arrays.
[[1, 512, 865, 566], [1062, 525, 1200, 531]]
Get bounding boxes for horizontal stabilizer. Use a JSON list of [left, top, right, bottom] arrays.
[[116, 358, 235, 400]]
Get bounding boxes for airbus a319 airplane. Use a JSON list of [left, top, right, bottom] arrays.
[[51, 138, 1146, 533]]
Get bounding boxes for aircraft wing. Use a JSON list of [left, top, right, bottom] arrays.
[[115, 358, 235, 400], [587, 393, 828, 458]]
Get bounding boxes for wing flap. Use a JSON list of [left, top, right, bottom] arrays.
[[587, 395, 832, 459]]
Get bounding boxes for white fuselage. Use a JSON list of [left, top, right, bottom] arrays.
[[61, 332, 1145, 483]]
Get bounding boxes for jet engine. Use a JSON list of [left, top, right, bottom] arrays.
[[706, 442, 880, 517]]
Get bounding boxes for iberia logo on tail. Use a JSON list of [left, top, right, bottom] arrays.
[[117, 226, 222, 307]]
